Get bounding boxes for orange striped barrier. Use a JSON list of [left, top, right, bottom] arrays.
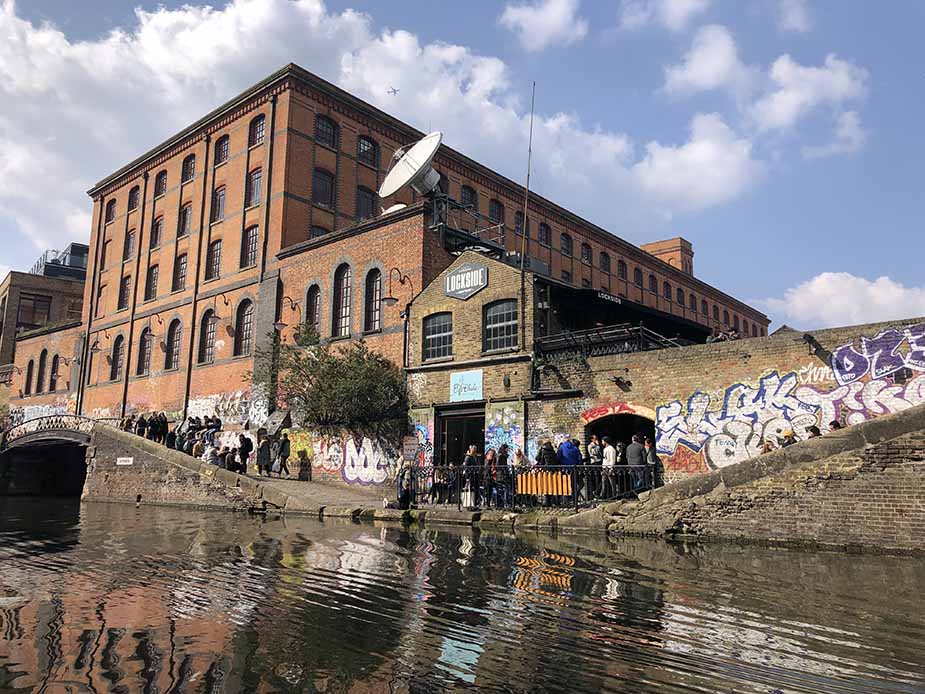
[[515, 470, 573, 497]]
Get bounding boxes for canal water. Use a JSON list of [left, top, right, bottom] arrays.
[[1, 499, 923, 693]]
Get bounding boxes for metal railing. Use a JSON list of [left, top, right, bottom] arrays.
[[535, 323, 681, 357], [2, 414, 99, 447], [405, 464, 654, 512]]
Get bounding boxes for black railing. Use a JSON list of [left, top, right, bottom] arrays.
[[535, 323, 681, 357], [406, 464, 654, 512]]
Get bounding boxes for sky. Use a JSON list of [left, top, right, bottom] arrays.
[[1, 0, 923, 330]]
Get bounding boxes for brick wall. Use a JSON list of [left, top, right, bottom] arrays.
[[7, 322, 82, 423]]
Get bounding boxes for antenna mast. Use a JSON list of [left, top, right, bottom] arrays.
[[519, 81, 536, 272]]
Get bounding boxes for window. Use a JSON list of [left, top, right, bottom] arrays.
[[701, 299, 708, 315], [100, 240, 111, 270], [95, 285, 106, 318], [245, 168, 262, 207], [752, 324, 758, 337], [234, 300, 255, 356], [733, 315, 740, 331], [581, 243, 592, 264], [248, 114, 266, 147], [105, 200, 116, 223], [742, 319, 749, 336], [483, 299, 518, 352], [128, 186, 140, 211], [144, 265, 158, 301], [582, 278, 591, 288], [181, 154, 196, 183], [241, 226, 258, 268], [24, 360, 34, 395], [137, 328, 153, 376], [211, 187, 226, 222], [178, 203, 193, 237], [123, 230, 135, 260], [633, 268, 643, 287], [198, 310, 217, 363], [118, 275, 131, 310], [438, 172, 449, 194], [690, 293, 697, 311], [306, 285, 321, 331], [17, 293, 52, 330], [648, 275, 657, 293], [675, 287, 683, 304], [561, 233, 573, 257], [723, 310, 730, 326], [356, 186, 376, 220], [110, 336, 124, 381], [663, 282, 671, 300], [150, 217, 163, 249], [357, 136, 378, 167], [713, 305, 719, 321], [364, 269, 382, 333], [165, 320, 182, 370], [154, 171, 167, 197], [36, 350, 47, 394], [315, 115, 338, 149], [214, 135, 229, 166], [460, 185, 477, 210], [205, 240, 222, 280], [423, 312, 453, 360], [538, 222, 550, 246], [600, 252, 611, 274], [309, 226, 328, 239], [312, 169, 335, 208], [172, 254, 188, 291], [332, 264, 352, 338], [49, 355, 60, 393], [561, 269, 572, 283], [515, 212, 529, 237], [489, 199, 504, 224]]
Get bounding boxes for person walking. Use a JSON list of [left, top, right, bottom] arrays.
[[256, 435, 271, 476], [278, 432, 292, 478], [238, 433, 254, 473], [588, 434, 603, 499]]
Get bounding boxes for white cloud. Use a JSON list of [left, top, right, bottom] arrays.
[[763, 273, 925, 329], [802, 110, 866, 159], [749, 54, 868, 132], [632, 112, 763, 213], [663, 25, 756, 98], [619, 0, 712, 32], [499, 0, 588, 52], [776, 0, 811, 33]]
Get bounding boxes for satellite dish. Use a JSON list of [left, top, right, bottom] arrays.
[[379, 132, 443, 198], [381, 203, 407, 215]]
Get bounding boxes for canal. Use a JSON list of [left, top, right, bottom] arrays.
[[1, 498, 923, 693]]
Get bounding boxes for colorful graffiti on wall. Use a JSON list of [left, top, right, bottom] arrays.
[[831, 322, 925, 385], [8, 399, 74, 427], [286, 430, 400, 487], [187, 388, 268, 428], [485, 401, 524, 456], [409, 408, 434, 467]]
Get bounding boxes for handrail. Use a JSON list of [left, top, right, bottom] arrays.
[[2, 414, 100, 447]]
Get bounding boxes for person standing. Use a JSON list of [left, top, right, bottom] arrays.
[[135, 414, 148, 439], [238, 434, 254, 474], [643, 437, 662, 490], [256, 435, 271, 476], [463, 445, 481, 508], [601, 436, 617, 500], [624, 434, 645, 495], [588, 434, 603, 499], [278, 432, 292, 478]]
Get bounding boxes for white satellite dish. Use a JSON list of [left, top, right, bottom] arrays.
[[378, 131, 443, 198], [381, 203, 407, 215]]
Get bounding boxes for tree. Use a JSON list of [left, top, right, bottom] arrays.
[[248, 324, 408, 442]]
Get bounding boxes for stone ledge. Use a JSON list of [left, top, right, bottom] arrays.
[[426, 509, 481, 525]]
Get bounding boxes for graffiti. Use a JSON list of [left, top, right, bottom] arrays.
[[343, 437, 398, 485], [656, 369, 925, 472], [407, 373, 427, 402], [187, 388, 268, 428], [580, 401, 658, 425], [485, 401, 524, 455], [797, 362, 834, 385], [832, 322, 925, 386], [8, 402, 71, 427], [409, 408, 435, 466]]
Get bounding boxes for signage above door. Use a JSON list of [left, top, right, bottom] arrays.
[[444, 263, 488, 300]]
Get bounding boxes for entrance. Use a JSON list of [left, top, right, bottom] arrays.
[[588, 413, 655, 448], [437, 406, 485, 467]]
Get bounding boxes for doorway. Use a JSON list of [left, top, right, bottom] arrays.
[[437, 407, 485, 467], [588, 413, 655, 447]]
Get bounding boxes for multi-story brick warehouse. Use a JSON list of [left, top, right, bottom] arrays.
[[6, 62, 768, 428]]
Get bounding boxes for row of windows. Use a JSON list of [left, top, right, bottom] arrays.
[[310, 169, 378, 220], [304, 264, 383, 338], [21, 351, 62, 396], [422, 299, 519, 360]]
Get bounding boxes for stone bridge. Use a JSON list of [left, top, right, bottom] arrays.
[[1, 414, 109, 450]]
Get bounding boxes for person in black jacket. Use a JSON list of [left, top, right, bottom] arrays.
[[278, 432, 292, 478], [238, 433, 254, 474]]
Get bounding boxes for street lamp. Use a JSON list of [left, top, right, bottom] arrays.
[[382, 268, 414, 307]]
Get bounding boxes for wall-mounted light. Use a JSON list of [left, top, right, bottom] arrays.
[[383, 267, 414, 307], [610, 376, 633, 392], [503, 374, 511, 388]]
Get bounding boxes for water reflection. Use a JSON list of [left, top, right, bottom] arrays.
[[0, 498, 923, 693]]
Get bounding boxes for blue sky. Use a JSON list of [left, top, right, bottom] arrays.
[[3, 0, 923, 329]]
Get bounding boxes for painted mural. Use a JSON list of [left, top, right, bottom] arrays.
[[8, 398, 75, 427], [485, 401, 524, 456], [186, 388, 269, 428], [286, 430, 401, 487], [409, 407, 435, 466], [655, 323, 925, 478]]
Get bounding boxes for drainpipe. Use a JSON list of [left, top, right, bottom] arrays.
[[119, 171, 150, 417], [77, 196, 107, 414]]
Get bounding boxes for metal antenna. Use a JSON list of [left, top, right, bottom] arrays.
[[519, 81, 536, 273]]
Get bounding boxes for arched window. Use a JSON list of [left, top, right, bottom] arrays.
[[312, 169, 335, 207], [690, 293, 697, 311], [489, 199, 504, 224], [364, 269, 382, 333], [172, 254, 188, 291], [181, 154, 196, 183], [150, 216, 163, 249], [723, 309, 730, 326], [315, 115, 338, 149], [581, 243, 592, 264], [118, 275, 131, 310], [702, 299, 709, 316], [483, 299, 518, 351], [241, 226, 259, 268], [137, 327, 153, 376], [633, 268, 643, 287], [246, 168, 262, 207], [248, 114, 266, 147], [110, 336, 124, 381], [515, 211, 528, 237], [105, 200, 116, 223], [211, 187, 226, 222], [49, 355, 60, 392], [752, 324, 758, 337], [234, 300, 255, 356], [663, 282, 672, 300], [36, 350, 47, 393], [205, 240, 222, 280], [306, 285, 321, 331], [165, 319, 182, 370], [178, 203, 193, 237], [214, 135, 230, 166], [198, 310, 217, 363], [332, 264, 352, 338], [617, 260, 627, 280], [733, 315, 740, 331], [648, 274, 657, 293], [560, 233, 573, 257], [154, 170, 168, 197], [423, 312, 453, 360], [600, 252, 611, 274], [356, 186, 376, 220], [123, 229, 135, 260], [357, 136, 378, 167], [676, 287, 684, 304], [24, 360, 34, 395], [128, 186, 140, 211], [742, 319, 749, 336], [537, 222, 550, 246], [144, 264, 159, 301], [460, 185, 477, 210]]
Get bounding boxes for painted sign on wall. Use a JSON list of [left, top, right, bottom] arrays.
[[484, 401, 524, 455], [450, 370, 483, 402], [444, 263, 488, 300]]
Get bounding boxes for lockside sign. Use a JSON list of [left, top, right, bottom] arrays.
[[444, 263, 488, 300]]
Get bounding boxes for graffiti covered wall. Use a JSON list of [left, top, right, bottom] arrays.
[[484, 401, 524, 456], [409, 407, 434, 466], [186, 388, 269, 429], [286, 430, 401, 487]]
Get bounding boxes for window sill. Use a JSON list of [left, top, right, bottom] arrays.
[[177, 233, 190, 240], [249, 142, 263, 151], [362, 328, 382, 336], [214, 160, 227, 170], [149, 245, 160, 251], [210, 219, 224, 226], [171, 287, 185, 295], [128, 207, 139, 214], [423, 355, 454, 365], [315, 141, 338, 154], [328, 335, 351, 343], [481, 346, 519, 357], [115, 307, 130, 314], [202, 276, 221, 284], [312, 202, 335, 212], [239, 263, 257, 272], [154, 194, 165, 200], [181, 177, 194, 186], [163, 367, 180, 374], [244, 203, 261, 211], [142, 297, 156, 304], [230, 353, 252, 362]]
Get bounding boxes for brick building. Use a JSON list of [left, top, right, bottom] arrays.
[[6, 63, 768, 436]]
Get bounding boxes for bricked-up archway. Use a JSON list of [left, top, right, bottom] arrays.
[[581, 402, 657, 449]]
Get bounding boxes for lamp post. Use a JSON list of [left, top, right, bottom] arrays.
[[382, 268, 414, 367]]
